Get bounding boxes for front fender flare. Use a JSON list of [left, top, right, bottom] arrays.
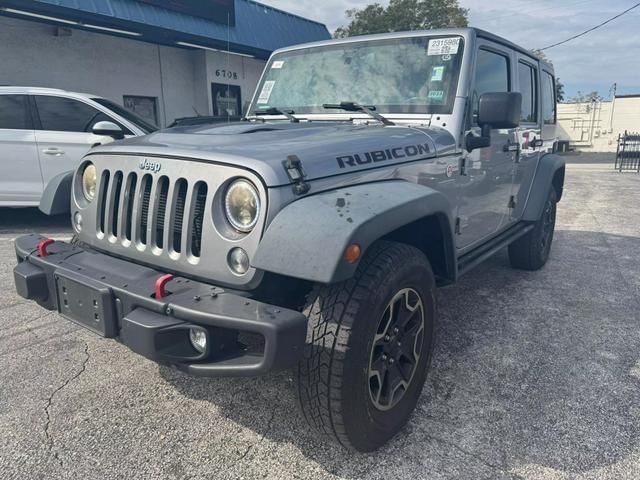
[[253, 181, 455, 284], [39, 171, 73, 216]]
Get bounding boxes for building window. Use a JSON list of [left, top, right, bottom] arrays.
[[123, 96, 158, 127], [211, 83, 242, 117]]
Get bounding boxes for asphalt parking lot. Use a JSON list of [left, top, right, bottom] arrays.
[[1, 157, 639, 480]]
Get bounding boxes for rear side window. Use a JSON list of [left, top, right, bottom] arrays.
[[34, 96, 102, 132], [473, 49, 510, 121], [542, 72, 556, 124], [0, 95, 32, 130], [518, 62, 538, 123]]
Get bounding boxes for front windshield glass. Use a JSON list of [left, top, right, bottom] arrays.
[[252, 35, 464, 116], [92, 98, 158, 134]]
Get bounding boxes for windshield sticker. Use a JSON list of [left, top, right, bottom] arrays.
[[428, 90, 445, 102], [257, 80, 276, 104], [271, 60, 285, 69], [431, 66, 445, 82], [428, 37, 460, 56]]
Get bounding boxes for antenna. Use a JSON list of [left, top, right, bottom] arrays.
[[226, 12, 231, 124]]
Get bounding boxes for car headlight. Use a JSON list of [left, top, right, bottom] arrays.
[[81, 163, 97, 201], [224, 179, 260, 232]]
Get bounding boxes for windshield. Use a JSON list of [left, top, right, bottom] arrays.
[[251, 35, 464, 117], [92, 98, 158, 134]]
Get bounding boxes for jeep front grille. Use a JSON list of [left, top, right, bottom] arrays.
[[76, 155, 267, 289], [97, 171, 207, 259]]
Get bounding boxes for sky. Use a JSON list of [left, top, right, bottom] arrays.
[[261, 0, 640, 100]]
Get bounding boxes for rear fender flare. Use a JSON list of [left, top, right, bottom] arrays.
[[252, 181, 456, 284], [522, 153, 565, 221]]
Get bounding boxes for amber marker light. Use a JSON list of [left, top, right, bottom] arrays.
[[345, 244, 361, 264]]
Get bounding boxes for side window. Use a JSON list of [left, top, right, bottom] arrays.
[[542, 72, 556, 124], [518, 61, 538, 123], [0, 95, 32, 130], [34, 96, 103, 132], [473, 48, 510, 122]]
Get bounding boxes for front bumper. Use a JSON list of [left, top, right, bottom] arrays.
[[13, 234, 307, 376]]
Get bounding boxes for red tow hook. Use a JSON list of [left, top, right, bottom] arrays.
[[38, 238, 55, 257], [154, 273, 174, 299]]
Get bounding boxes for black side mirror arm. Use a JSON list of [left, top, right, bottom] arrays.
[[466, 124, 492, 152]]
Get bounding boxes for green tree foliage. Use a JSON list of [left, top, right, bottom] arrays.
[[555, 78, 565, 103], [568, 91, 604, 103], [334, 0, 469, 38]]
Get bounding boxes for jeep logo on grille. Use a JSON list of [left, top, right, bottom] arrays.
[[139, 159, 162, 173]]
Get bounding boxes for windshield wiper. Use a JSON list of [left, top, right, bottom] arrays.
[[323, 102, 394, 126], [254, 107, 299, 123]]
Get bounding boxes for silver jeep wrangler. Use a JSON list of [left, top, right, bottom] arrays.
[[14, 28, 564, 451]]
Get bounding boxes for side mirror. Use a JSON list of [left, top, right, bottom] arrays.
[[92, 121, 124, 140], [478, 92, 522, 130], [467, 92, 522, 152]]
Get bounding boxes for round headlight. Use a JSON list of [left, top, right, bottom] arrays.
[[224, 179, 260, 232], [81, 163, 97, 201]]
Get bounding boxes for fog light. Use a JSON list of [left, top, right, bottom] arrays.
[[189, 328, 207, 354], [73, 211, 83, 231], [228, 248, 250, 275]]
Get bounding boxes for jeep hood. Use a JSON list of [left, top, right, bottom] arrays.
[[90, 122, 457, 187]]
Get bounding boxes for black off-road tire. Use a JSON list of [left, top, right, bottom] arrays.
[[296, 241, 436, 452], [508, 188, 558, 270]]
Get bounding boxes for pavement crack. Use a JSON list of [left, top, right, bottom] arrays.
[[43, 341, 90, 467], [427, 434, 524, 480], [235, 410, 276, 462]]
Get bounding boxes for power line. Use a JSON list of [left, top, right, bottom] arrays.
[[540, 2, 640, 51], [486, 0, 597, 22]]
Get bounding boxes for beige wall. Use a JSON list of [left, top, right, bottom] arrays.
[[558, 97, 640, 152]]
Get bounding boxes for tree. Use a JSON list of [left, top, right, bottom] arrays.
[[334, 0, 468, 38], [555, 78, 565, 103], [568, 91, 604, 103]]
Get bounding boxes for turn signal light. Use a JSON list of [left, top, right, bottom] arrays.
[[345, 244, 361, 264]]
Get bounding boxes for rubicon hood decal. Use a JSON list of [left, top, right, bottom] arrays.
[[91, 122, 456, 187], [337, 143, 432, 169]]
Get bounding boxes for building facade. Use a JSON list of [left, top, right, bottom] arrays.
[[558, 95, 640, 152], [0, 0, 330, 126]]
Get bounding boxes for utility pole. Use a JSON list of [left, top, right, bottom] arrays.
[[609, 82, 617, 132]]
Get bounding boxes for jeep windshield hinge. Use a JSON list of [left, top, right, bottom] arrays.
[[283, 155, 310, 195]]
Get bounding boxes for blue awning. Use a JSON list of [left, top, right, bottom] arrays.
[[0, 0, 331, 59]]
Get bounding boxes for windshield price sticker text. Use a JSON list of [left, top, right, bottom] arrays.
[[427, 37, 460, 56], [271, 61, 285, 69], [257, 80, 276, 104]]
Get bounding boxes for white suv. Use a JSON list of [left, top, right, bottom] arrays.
[[0, 87, 157, 207]]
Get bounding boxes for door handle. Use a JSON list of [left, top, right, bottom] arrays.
[[531, 138, 544, 149], [42, 148, 65, 156]]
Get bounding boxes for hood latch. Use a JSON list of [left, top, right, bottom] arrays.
[[283, 155, 310, 195]]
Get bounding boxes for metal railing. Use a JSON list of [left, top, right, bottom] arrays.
[[615, 131, 640, 172]]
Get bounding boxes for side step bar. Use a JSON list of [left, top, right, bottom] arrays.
[[457, 222, 534, 275]]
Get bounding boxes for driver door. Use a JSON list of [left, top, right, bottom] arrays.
[[457, 43, 517, 251]]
